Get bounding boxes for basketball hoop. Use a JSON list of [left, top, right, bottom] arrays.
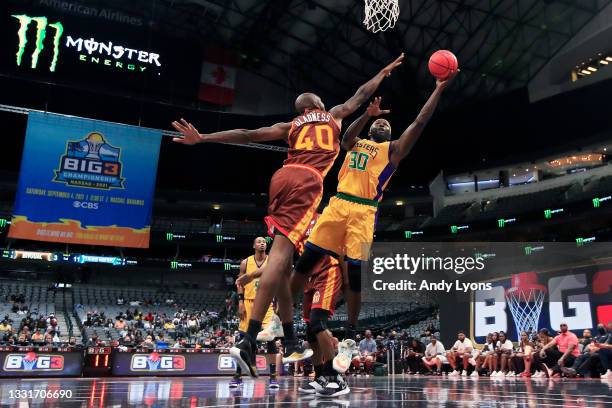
[[364, 0, 400, 33], [505, 272, 547, 342]]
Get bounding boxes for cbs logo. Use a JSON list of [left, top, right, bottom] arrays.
[[73, 201, 99, 210]]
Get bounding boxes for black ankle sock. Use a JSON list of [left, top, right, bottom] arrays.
[[314, 364, 323, 378], [246, 319, 262, 341], [282, 322, 295, 342], [323, 360, 335, 376], [269, 363, 276, 379]]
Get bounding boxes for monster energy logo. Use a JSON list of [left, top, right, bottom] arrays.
[[224, 263, 231, 271], [497, 218, 516, 228], [12, 15, 64, 72], [544, 208, 563, 219], [404, 230, 423, 239], [524, 246, 544, 255], [216, 235, 223, 243], [576, 237, 596, 247], [450, 225, 468, 234], [0, 219, 7, 228], [166, 233, 173, 241], [593, 196, 611, 208], [170, 261, 178, 269]]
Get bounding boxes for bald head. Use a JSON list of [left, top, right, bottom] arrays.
[[369, 118, 392, 142], [295, 93, 324, 113]]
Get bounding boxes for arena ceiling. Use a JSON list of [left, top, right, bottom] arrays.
[[107, 0, 610, 108]]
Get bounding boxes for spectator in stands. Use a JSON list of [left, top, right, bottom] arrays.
[[68, 336, 80, 348], [37, 316, 47, 331], [591, 324, 612, 379], [491, 331, 514, 377], [531, 328, 554, 377], [575, 322, 612, 379], [0, 320, 12, 332], [83, 313, 93, 327], [172, 337, 188, 349], [16, 333, 29, 346], [142, 335, 155, 349], [474, 333, 494, 376], [156, 334, 168, 349], [447, 331, 474, 377], [31, 330, 44, 343], [120, 335, 134, 347], [86, 334, 100, 347], [560, 328, 599, 378], [163, 320, 175, 330], [539, 323, 580, 377], [508, 331, 533, 377], [421, 336, 446, 375], [20, 315, 33, 332], [579, 329, 593, 352], [114, 318, 127, 335], [404, 338, 426, 374], [44, 333, 54, 345], [352, 330, 377, 375]]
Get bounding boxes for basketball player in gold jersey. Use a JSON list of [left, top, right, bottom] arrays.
[[294, 72, 457, 395], [231, 236, 281, 389]]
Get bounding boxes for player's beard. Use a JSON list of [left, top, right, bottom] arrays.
[[370, 128, 391, 142]]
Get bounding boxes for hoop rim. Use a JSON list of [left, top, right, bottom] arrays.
[[505, 284, 547, 297]]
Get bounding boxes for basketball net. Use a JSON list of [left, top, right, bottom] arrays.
[[364, 0, 400, 33], [505, 287, 546, 342]]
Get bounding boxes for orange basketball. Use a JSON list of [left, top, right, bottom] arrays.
[[428, 50, 458, 80]]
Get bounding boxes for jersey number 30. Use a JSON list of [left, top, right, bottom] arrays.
[[295, 125, 334, 151], [348, 151, 369, 171]]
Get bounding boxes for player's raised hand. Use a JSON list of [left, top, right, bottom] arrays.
[[381, 53, 404, 77], [171, 119, 203, 145], [366, 97, 390, 117], [436, 69, 460, 90]]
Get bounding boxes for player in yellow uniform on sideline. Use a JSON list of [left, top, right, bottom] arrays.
[[232, 237, 280, 389]]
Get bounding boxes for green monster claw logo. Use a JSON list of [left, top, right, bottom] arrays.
[[12, 15, 64, 72]]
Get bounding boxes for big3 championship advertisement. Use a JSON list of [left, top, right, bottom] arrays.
[[9, 112, 161, 248]]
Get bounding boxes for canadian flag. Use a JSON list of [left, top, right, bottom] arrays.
[[199, 50, 237, 105]]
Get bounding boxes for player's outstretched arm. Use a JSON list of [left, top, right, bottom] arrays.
[[330, 53, 404, 121], [171, 119, 291, 145], [389, 71, 457, 167], [341, 97, 390, 150]]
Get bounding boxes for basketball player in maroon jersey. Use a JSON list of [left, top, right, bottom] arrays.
[[171, 53, 403, 377]]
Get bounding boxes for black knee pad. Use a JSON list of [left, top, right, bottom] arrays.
[[348, 263, 361, 292], [295, 247, 324, 275], [309, 308, 330, 335]]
